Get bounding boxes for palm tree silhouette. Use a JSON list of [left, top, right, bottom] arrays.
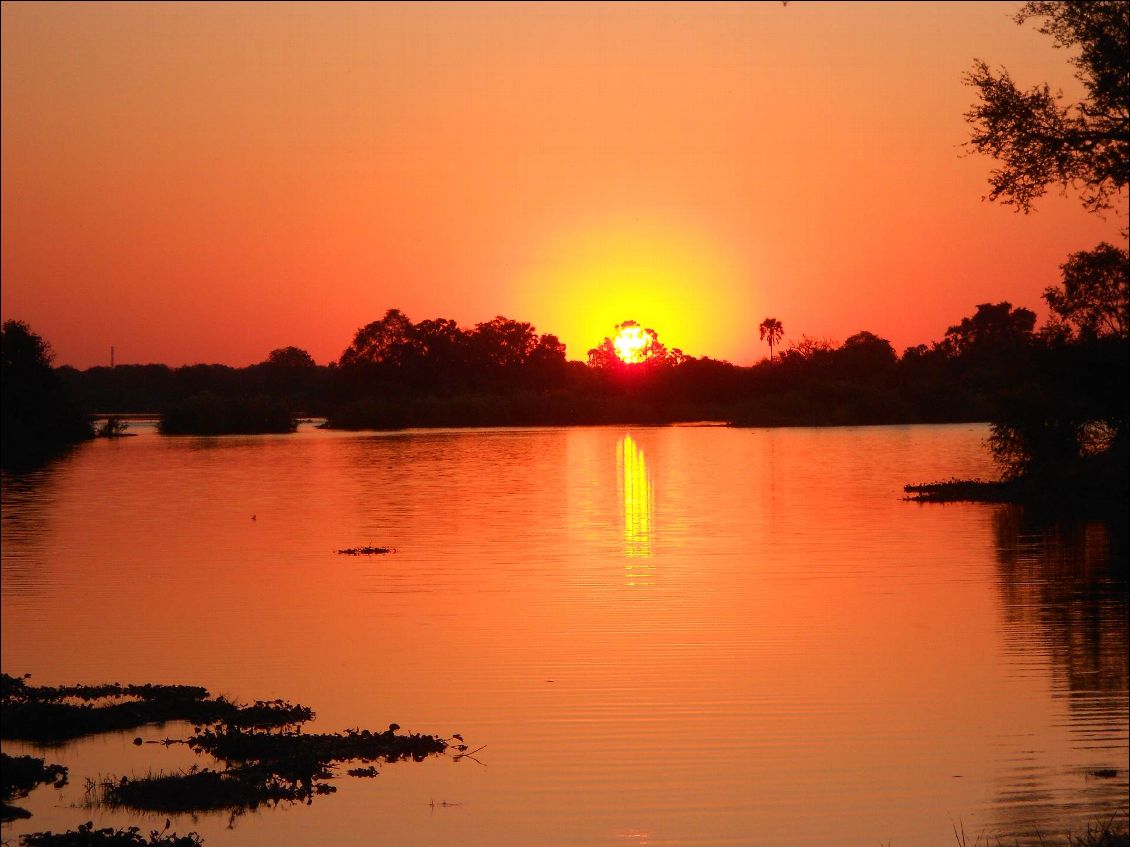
[[759, 317, 783, 362]]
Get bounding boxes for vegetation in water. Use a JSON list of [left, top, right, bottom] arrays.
[[904, 439, 1128, 509], [94, 417, 133, 438], [92, 766, 334, 814], [1, 672, 455, 821], [947, 817, 1129, 847], [1, 674, 312, 743], [91, 721, 450, 815], [158, 392, 296, 435], [1, 752, 68, 822], [19, 821, 204, 847]]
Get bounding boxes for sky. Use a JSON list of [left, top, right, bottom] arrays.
[[1, 1, 1125, 368]]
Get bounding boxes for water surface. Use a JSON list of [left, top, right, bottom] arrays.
[[2, 424, 1126, 845]]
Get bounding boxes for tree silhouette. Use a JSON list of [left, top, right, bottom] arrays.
[[964, 1, 1128, 213], [962, 2, 1128, 486], [469, 316, 540, 369], [759, 317, 783, 362], [339, 309, 415, 368], [940, 302, 1037, 357], [1044, 242, 1129, 339], [266, 346, 316, 369], [2, 320, 92, 465]]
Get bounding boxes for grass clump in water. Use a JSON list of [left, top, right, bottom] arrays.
[[903, 478, 1016, 503], [1, 674, 312, 743], [94, 765, 332, 814], [3, 673, 456, 818], [98, 722, 449, 813], [188, 722, 445, 769], [1, 752, 68, 822], [95, 722, 449, 814], [948, 817, 1129, 847], [20, 821, 203, 846]]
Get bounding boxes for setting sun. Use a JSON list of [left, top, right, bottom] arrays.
[[613, 322, 655, 364]]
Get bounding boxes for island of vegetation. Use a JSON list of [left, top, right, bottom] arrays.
[[1, 672, 460, 842]]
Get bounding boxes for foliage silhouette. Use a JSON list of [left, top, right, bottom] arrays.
[[758, 317, 784, 362], [20, 824, 204, 847], [0, 673, 311, 743], [2, 320, 92, 468], [16, 295, 1128, 507], [158, 392, 296, 435], [961, 4, 1128, 494], [1045, 243, 1129, 340], [2, 673, 451, 823], [964, 1, 1128, 213], [1, 752, 68, 822]]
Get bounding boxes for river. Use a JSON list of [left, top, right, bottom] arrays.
[[2, 423, 1126, 846]]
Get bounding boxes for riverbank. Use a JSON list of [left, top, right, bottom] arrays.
[[905, 446, 1129, 510]]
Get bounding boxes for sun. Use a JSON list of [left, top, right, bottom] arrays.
[[612, 321, 655, 364]]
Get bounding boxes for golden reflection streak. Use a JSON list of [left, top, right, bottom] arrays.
[[617, 436, 654, 581]]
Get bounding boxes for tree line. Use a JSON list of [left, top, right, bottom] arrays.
[[3, 252, 1120, 436], [3, 0, 1125, 495]]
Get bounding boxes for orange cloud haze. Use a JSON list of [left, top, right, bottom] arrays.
[[2, 1, 1124, 367]]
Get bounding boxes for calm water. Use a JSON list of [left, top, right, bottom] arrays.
[[2, 423, 1126, 846]]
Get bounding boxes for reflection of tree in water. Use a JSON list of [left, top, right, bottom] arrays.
[[994, 507, 1127, 697], [988, 505, 1128, 839]]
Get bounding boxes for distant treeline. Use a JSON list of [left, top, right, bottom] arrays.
[[48, 301, 1125, 436], [5, 279, 1127, 501]]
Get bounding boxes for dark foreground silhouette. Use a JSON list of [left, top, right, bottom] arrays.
[[20, 825, 204, 847], [906, 439, 1129, 510], [2, 321, 92, 469], [0, 673, 457, 835]]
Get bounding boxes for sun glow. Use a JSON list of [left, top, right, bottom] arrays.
[[515, 213, 755, 365], [613, 322, 654, 364]]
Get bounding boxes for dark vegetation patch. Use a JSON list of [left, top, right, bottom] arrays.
[[1, 752, 68, 822], [1, 752, 69, 798], [1063, 821, 1130, 847], [94, 417, 135, 438], [904, 479, 1017, 504], [94, 721, 449, 815], [188, 723, 445, 770], [20, 821, 203, 847], [2, 672, 454, 821], [346, 766, 379, 778], [905, 444, 1128, 509], [946, 819, 1130, 847], [336, 545, 395, 555], [2, 320, 93, 470], [94, 766, 332, 814], [158, 392, 296, 435], [1, 674, 312, 743], [3, 803, 34, 822]]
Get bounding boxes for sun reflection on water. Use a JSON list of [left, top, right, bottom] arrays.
[[617, 435, 654, 578]]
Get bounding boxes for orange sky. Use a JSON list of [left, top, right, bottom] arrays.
[[2, 1, 1125, 368]]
